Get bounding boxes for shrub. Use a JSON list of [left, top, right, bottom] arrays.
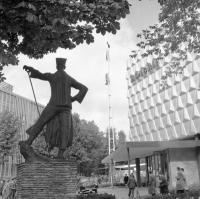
[[98, 183, 111, 188], [113, 182, 125, 187], [143, 189, 200, 199], [77, 193, 115, 199]]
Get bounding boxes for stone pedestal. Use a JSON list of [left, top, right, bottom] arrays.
[[16, 160, 77, 199]]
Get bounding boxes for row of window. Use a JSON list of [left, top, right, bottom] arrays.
[[129, 115, 200, 141], [127, 53, 200, 87], [128, 73, 200, 105]]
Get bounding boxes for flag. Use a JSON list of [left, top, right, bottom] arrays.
[[106, 42, 110, 62], [105, 73, 110, 85], [109, 128, 115, 152]]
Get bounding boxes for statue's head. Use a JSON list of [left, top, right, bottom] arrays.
[[56, 58, 66, 70]]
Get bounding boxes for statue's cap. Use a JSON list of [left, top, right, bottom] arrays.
[[56, 58, 67, 65]]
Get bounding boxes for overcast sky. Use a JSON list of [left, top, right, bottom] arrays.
[[3, 0, 160, 138]]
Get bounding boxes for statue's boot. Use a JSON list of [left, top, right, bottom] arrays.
[[25, 127, 40, 145], [19, 141, 52, 163], [19, 141, 37, 162]]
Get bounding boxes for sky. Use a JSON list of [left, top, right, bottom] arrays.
[[3, 0, 160, 138]]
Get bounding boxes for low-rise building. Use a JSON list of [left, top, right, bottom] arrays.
[[0, 82, 44, 179]]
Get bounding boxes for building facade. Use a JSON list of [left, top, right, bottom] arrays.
[[0, 82, 44, 179], [127, 53, 200, 141]]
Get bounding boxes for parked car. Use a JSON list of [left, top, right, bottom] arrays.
[[78, 184, 98, 195], [77, 177, 98, 195]]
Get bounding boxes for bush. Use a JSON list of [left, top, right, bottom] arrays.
[[77, 193, 115, 199], [113, 182, 125, 187], [98, 183, 111, 188], [143, 189, 200, 199]]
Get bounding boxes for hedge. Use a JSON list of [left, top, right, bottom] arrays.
[[77, 193, 116, 199], [143, 190, 200, 199]]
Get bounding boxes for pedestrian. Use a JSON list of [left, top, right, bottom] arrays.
[[176, 167, 185, 194], [127, 173, 137, 199], [181, 168, 188, 191], [124, 174, 129, 186], [97, 176, 101, 185], [159, 174, 169, 195], [10, 178, 16, 199], [148, 171, 156, 196], [0, 180, 5, 196], [2, 179, 12, 199]]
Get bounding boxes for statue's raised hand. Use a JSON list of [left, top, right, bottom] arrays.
[[23, 65, 33, 74]]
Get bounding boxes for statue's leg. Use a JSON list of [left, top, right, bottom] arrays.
[[57, 110, 72, 159], [57, 149, 65, 159], [26, 106, 57, 145], [60, 111, 72, 145]]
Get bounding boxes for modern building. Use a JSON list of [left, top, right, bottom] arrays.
[[102, 52, 200, 189], [0, 82, 44, 179], [126, 52, 200, 141], [125, 52, 200, 188]]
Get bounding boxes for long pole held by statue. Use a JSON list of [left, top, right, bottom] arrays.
[[24, 65, 41, 116], [28, 75, 41, 116]]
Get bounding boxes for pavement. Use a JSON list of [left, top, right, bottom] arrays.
[[0, 187, 148, 199], [98, 186, 149, 199]]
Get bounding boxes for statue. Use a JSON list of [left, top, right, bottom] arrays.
[[19, 58, 88, 161]]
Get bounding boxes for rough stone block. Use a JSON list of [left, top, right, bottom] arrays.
[[16, 160, 77, 199]]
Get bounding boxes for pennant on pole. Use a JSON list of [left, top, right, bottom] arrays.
[[105, 73, 110, 85], [106, 42, 110, 62]]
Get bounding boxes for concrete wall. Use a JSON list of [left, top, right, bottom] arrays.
[[196, 147, 200, 179], [168, 148, 200, 189]]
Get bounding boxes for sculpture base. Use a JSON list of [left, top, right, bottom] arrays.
[[16, 160, 77, 199]]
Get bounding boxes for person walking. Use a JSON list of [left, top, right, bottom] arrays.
[[159, 174, 169, 195], [124, 174, 129, 186], [176, 167, 185, 194], [181, 168, 188, 191], [0, 180, 5, 197], [148, 171, 156, 196], [2, 178, 17, 199], [127, 173, 137, 199]]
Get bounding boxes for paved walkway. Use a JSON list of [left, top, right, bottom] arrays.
[[98, 186, 148, 199]]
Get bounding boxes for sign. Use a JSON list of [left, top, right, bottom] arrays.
[[130, 59, 160, 83]]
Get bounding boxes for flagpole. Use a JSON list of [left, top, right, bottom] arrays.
[[108, 55, 111, 155], [106, 42, 114, 187], [108, 50, 113, 186]]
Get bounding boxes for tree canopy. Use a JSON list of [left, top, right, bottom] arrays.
[[116, 130, 126, 147], [134, 0, 200, 79], [0, 0, 130, 80]]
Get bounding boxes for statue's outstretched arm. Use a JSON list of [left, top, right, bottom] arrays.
[[71, 78, 88, 103], [23, 65, 52, 81]]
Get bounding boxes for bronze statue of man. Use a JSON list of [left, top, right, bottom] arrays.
[[22, 58, 88, 159]]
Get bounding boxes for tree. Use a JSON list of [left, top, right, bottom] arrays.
[[0, 111, 21, 159], [33, 113, 108, 176], [65, 114, 108, 176], [134, 0, 200, 79], [0, 111, 21, 176], [117, 130, 126, 147], [0, 0, 130, 80]]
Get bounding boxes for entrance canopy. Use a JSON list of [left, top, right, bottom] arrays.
[[102, 140, 200, 164]]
